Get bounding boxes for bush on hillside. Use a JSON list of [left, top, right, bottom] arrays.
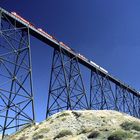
[[121, 121, 140, 131], [108, 130, 133, 140]]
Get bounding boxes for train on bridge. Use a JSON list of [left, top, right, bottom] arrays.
[[11, 11, 108, 74]]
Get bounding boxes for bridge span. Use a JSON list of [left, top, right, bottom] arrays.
[[0, 7, 140, 139]]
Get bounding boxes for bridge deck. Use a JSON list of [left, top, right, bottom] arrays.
[[0, 7, 140, 98]]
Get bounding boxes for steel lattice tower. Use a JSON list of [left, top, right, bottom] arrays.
[[46, 48, 89, 117], [90, 70, 140, 118], [89, 70, 116, 110], [0, 7, 140, 139], [0, 10, 35, 139]]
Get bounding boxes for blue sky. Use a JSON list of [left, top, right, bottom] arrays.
[[1, 0, 140, 122]]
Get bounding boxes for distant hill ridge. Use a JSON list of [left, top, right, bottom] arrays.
[[5, 110, 140, 140]]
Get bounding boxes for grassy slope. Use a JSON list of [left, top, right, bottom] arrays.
[[8, 110, 140, 140]]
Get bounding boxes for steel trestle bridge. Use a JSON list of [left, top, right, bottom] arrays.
[[0, 7, 140, 139]]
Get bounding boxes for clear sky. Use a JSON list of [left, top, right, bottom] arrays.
[[1, 0, 140, 122]]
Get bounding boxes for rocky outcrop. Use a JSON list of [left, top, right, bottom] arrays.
[[7, 110, 140, 140]]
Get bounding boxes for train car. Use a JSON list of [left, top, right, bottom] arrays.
[[29, 22, 35, 28], [11, 12, 35, 28], [99, 67, 108, 73], [90, 60, 108, 73], [37, 28, 53, 39], [78, 53, 88, 61], [51, 36, 58, 43], [90, 60, 99, 68], [38, 28, 58, 42], [11, 12, 30, 24], [59, 42, 71, 50]]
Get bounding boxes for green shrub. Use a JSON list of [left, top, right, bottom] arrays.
[[34, 125, 39, 130], [72, 111, 81, 118], [46, 116, 52, 121], [19, 136, 28, 140], [54, 130, 72, 139], [108, 134, 122, 140], [121, 121, 140, 131], [50, 119, 54, 124], [33, 134, 44, 140], [56, 112, 70, 118], [87, 131, 100, 138], [79, 127, 93, 134], [33, 128, 50, 139], [108, 130, 133, 140], [61, 117, 67, 121], [39, 128, 50, 133]]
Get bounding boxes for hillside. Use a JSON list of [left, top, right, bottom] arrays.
[[5, 110, 140, 140]]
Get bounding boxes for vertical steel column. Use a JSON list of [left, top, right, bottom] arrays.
[[46, 48, 88, 118], [139, 97, 140, 118], [90, 69, 140, 118], [0, 10, 35, 139], [115, 85, 140, 118], [90, 70, 116, 110]]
